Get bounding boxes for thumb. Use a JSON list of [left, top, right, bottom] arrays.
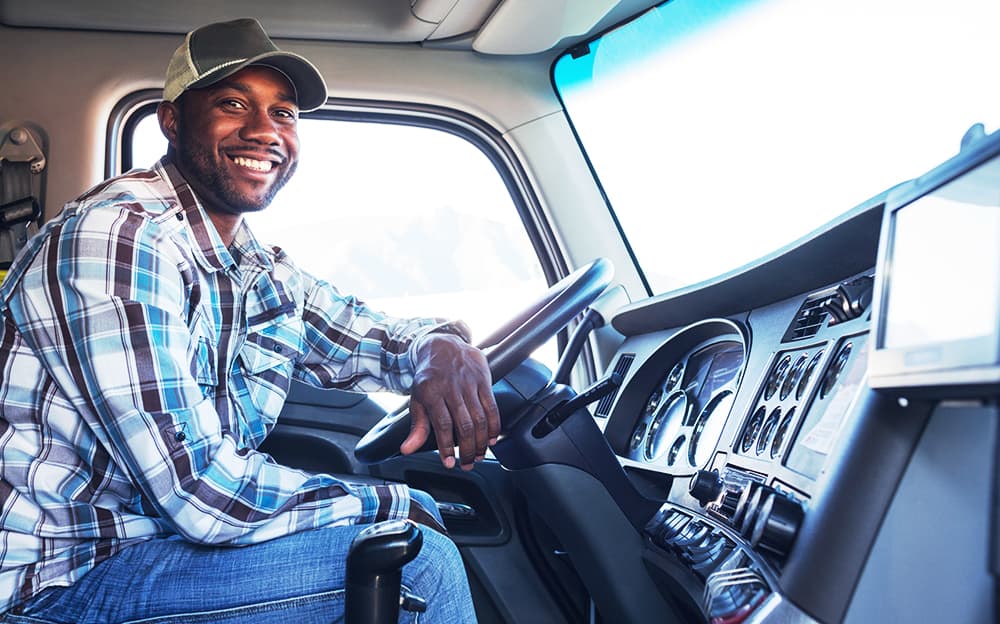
[[399, 402, 431, 456]]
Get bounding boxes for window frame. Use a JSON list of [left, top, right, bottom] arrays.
[[107, 91, 593, 375]]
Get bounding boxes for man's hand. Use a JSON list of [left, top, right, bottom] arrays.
[[401, 328, 500, 470]]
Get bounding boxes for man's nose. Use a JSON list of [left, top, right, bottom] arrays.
[[240, 108, 280, 145]]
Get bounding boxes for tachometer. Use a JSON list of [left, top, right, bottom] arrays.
[[645, 391, 689, 461], [688, 390, 735, 468]]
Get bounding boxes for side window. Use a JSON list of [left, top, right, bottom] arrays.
[[129, 110, 554, 403]]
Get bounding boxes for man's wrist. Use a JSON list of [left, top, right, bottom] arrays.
[[410, 320, 472, 361], [427, 320, 472, 343]]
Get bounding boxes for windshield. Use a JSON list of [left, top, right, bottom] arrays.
[[554, 0, 1000, 295]]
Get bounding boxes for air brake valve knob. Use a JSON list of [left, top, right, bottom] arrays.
[[750, 493, 805, 563], [689, 469, 724, 507]]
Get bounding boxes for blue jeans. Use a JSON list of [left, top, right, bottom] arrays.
[[3, 493, 476, 623]]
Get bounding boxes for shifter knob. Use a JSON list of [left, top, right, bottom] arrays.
[[689, 469, 724, 507], [345, 519, 424, 624]]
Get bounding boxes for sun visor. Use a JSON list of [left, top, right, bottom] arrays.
[[473, 0, 619, 55]]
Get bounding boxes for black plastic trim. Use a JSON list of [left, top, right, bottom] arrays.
[[549, 36, 652, 298], [512, 463, 687, 623], [778, 388, 933, 622], [104, 89, 161, 179], [611, 195, 888, 336]]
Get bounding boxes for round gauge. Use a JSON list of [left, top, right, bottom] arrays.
[[688, 390, 735, 468], [820, 342, 853, 399], [780, 355, 808, 401], [796, 350, 824, 400], [645, 391, 688, 462], [643, 389, 662, 416], [664, 361, 685, 392], [667, 435, 686, 466], [771, 407, 795, 459], [764, 355, 791, 400], [741, 406, 766, 453], [757, 408, 781, 456]]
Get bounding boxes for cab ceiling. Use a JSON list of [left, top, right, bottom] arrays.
[[0, 0, 662, 55]]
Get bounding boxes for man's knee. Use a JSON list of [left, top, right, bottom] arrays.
[[404, 518, 466, 587]]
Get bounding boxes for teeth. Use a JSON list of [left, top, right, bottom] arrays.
[[232, 156, 273, 172]]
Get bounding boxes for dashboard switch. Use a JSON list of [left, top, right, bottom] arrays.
[[750, 492, 805, 563], [735, 482, 770, 535], [716, 489, 740, 520], [690, 469, 725, 507], [823, 276, 873, 325]]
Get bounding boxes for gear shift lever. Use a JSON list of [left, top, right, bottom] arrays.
[[345, 519, 425, 624]]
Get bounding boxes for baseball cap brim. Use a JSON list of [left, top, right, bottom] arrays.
[[185, 50, 328, 112], [163, 18, 328, 112]]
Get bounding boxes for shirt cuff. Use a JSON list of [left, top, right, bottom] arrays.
[[406, 319, 473, 361], [354, 482, 411, 524]]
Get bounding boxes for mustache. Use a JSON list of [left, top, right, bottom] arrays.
[[228, 145, 288, 164]]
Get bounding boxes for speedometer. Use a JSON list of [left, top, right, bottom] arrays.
[[688, 390, 735, 468]]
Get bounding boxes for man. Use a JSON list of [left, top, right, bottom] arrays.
[[0, 18, 497, 623]]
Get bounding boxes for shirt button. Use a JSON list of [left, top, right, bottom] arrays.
[[273, 344, 283, 353], [175, 431, 187, 442], [176, 212, 184, 221]]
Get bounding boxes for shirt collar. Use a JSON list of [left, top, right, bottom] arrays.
[[157, 157, 275, 275]]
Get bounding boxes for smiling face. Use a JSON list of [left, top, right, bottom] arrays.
[[158, 65, 300, 217]]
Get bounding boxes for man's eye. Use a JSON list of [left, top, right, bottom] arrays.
[[274, 109, 298, 120], [221, 99, 246, 110]]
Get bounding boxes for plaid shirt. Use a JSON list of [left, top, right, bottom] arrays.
[[0, 158, 452, 612]]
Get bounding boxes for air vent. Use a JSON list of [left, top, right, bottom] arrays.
[[782, 293, 831, 342], [595, 353, 634, 417]]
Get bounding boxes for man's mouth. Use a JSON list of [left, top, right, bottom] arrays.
[[231, 155, 275, 173]]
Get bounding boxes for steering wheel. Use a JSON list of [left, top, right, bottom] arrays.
[[354, 257, 614, 464]]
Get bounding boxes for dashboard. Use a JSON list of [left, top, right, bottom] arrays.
[[588, 187, 996, 623], [603, 267, 874, 622]]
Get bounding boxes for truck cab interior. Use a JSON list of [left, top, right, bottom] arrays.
[[2, 0, 998, 622]]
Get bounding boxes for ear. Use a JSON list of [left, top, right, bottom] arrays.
[[157, 101, 180, 148]]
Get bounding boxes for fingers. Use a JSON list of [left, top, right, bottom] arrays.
[[451, 400, 478, 470], [402, 399, 456, 469], [408, 332, 500, 470], [418, 394, 482, 470], [465, 385, 495, 462], [456, 384, 497, 467], [399, 402, 431, 455], [408, 386, 496, 470], [480, 384, 501, 446]]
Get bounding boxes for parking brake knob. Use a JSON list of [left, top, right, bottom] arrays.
[[345, 519, 424, 624], [689, 469, 724, 507]]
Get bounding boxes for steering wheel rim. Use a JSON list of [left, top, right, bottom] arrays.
[[354, 257, 614, 464]]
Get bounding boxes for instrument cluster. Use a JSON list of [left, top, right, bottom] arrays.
[[617, 320, 746, 474]]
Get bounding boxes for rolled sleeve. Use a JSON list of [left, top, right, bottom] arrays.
[[293, 271, 453, 394]]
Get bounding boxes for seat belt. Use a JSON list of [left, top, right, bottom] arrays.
[[0, 124, 46, 284]]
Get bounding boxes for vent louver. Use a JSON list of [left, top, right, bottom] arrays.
[[782, 294, 830, 342], [595, 353, 634, 417]]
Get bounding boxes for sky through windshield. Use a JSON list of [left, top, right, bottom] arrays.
[[555, 0, 1000, 294]]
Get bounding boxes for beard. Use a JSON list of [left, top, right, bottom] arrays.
[[175, 121, 297, 214]]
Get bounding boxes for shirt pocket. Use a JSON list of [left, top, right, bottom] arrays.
[[240, 318, 304, 375], [239, 317, 305, 430]]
